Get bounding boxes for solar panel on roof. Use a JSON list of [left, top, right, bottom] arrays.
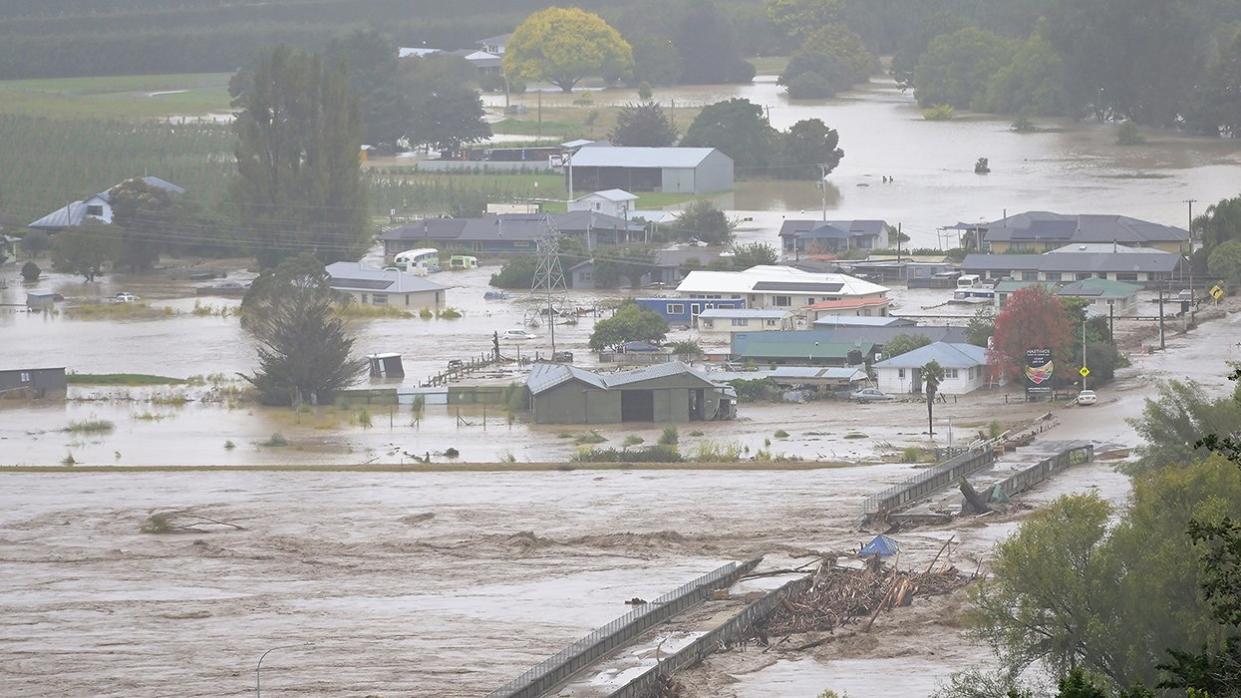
[[328, 278, 392, 290], [751, 281, 845, 292]]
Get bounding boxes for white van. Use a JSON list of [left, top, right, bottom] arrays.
[[393, 248, 442, 275]]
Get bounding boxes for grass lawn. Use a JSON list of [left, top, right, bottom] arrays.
[[0, 73, 233, 119], [747, 55, 790, 76], [67, 373, 188, 386]]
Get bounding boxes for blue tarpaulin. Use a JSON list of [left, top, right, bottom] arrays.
[[859, 534, 900, 558]]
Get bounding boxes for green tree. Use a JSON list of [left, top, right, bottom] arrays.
[[1197, 196, 1241, 249], [609, 102, 678, 147], [408, 82, 492, 158], [767, 0, 843, 44], [628, 35, 682, 86], [20, 261, 40, 282], [672, 200, 734, 244], [241, 253, 364, 406], [1127, 379, 1241, 474], [923, 358, 945, 434], [681, 98, 779, 174], [504, 7, 633, 92], [780, 51, 855, 98], [781, 118, 845, 179], [20, 229, 51, 258], [489, 256, 540, 289], [231, 45, 369, 268], [51, 223, 120, 282], [592, 246, 655, 289], [966, 308, 995, 347], [328, 28, 409, 146], [799, 23, 875, 85], [108, 177, 180, 272], [589, 301, 669, 352], [890, 10, 967, 89], [674, 0, 755, 84], [883, 333, 932, 358], [978, 31, 1072, 117], [1055, 669, 1108, 698], [1209, 240, 1241, 283], [729, 242, 778, 269], [1190, 31, 1241, 137], [914, 27, 1013, 109]]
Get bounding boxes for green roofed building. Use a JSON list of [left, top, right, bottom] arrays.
[[525, 361, 737, 425], [1056, 277, 1142, 316], [730, 331, 867, 367]]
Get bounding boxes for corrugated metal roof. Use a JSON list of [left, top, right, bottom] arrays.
[[325, 262, 447, 293], [698, 309, 786, 319], [873, 342, 988, 369], [962, 252, 1180, 274], [1056, 278, 1143, 299], [677, 265, 888, 297], [778, 219, 888, 238], [732, 332, 860, 360], [526, 363, 608, 395], [805, 325, 968, 346], [977, 211, 1188, 244], [569, 146, 723, 169], [607, 361, 715, 387], [812, 316, 915, 327], [578, 189, 637, 202]]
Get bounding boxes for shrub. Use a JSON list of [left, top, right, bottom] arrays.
[[638, 81, 652, 101], [901, 446, 930, 463], [574, 430, 607, 445], [356, 408, 372, 427], [728, 377, 780, 402], [774, 429, 790, 438], [691, 441, 743, 462], [658, 426, 679, 445], [922, 104, 955, 121], [419, 308, 434, 319], [141, 512, 174, 534], [260, 433, 288, 447], [572, 445, 683, 463], [444, 447, 460, 458], [20, 261, 40, 282], [224, 440, 236, 450], [66, 419, 114, 433], [623, 435, 645, 448], [438, 307, 463, 319], [1116, 121, 1145, 145]]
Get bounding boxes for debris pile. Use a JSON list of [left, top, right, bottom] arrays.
[[756, 557, 973, 637]]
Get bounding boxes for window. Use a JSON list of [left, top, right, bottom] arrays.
[[1116, 272, 1139, 281], [766, 319, 778, 327], [806, 298, 815, 305], [360, 293, 368, 303], [1020, 271, 1038, 281], [945, 368, 959, 379], [666, 303, 684, 315], [1077, 272, 1093, 280], [731, 318, 747, 327], [86, 204, 104, 216], [774, 296, 792, 307], [405, 295, 411, 306], [1045, 272, 1061, 281], [372, 294, 388, 305], [898, 368, 905, 379], [701, 319, 714, 329], [19, 371, 31, 383]]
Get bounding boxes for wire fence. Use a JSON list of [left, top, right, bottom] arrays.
[[484, 558, 760, 698]]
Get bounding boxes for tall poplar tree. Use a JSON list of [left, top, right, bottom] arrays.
[[231, 45, 369, 268]]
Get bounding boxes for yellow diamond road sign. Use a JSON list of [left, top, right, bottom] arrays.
[[1079, 367, 1090, 378], [1212, 285, 1225, 301]]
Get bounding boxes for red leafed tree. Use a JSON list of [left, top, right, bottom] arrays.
[[988, 286, 1073, 381]]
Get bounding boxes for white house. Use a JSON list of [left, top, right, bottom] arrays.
[[676, 265, 891, 316], [568, 189, 638, 220], [697, 308, 792, 337], [325, 261, 447, 310], [477, 33, 511, 55], [873, 342, 992, 395], [28, 176, 184, 231]]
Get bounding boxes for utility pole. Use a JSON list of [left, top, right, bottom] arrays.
[[1081, 319, 1088, 392], [896, 223, 902, 263], [1186, 198, 1197, 300], [567, 149, 574, 203], [1158, 285, 1166, 350], [531, 218, 568, 354], [818, 164, 829, 222]]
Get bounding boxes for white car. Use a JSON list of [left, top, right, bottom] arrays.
[[114, 292, 141, 303], [501, 329, 539, 340], [1076, 390, 1098, 406]]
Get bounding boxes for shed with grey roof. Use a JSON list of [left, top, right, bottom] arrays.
[[962, 250, 1179, 284], [525, 361, 736, 424], [567, 147, 734, 194], [779, 219, 890, 255], [380, 211, 645, 257], [873, 342, 993, 395]]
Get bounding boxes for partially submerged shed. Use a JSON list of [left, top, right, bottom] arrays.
[[525, 361, 736, 424]]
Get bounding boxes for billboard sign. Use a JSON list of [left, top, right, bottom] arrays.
[[1025, 348, 1053, 395]]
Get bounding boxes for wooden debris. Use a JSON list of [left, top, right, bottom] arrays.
[[754, 558, 972, 638]]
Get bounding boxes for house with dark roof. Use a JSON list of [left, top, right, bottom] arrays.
[[525, 361, 736, 424], [567, 147, 734, 194], [778, 219, 890, 256], [731, 326, 968, 367], [949, 211, 1189, 254], [567, 247, 723, 290], [28, 176, 185, 231], [1056, 277, 1142, 316], [962, 249, 1180, 285], [380, 211, 646, 257], [325, 261, 446, 310]]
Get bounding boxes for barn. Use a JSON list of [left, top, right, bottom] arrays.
[[567, 147, 734, 195]]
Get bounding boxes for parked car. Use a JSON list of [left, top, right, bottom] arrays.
[[1076, 389, 1098, 406], [501, 328, 538, 340], [551, 351, 574, 363], [447, 359, 464, 369], [850, 388, 893, 403], [114, 292, 140, 303]]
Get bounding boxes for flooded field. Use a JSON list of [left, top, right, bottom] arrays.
[[492, 76, 1241, 248]]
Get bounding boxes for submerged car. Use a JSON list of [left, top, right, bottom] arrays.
[[114, 292, 140, 303], [850, 388, 893, 403], [1076, 390, 1098, 406], [501, 328, 538, 340]]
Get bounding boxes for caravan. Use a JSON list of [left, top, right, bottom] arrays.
[[393, 248, 442, 275]]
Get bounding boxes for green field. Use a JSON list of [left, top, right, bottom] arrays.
[[0, 73, 233, 119], [747, 55, 790, 76]]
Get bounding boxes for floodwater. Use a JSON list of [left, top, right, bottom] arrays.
[[492, 76, 1241, 249]]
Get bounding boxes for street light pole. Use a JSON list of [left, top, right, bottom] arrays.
[[1186, 198, 1197, 298]]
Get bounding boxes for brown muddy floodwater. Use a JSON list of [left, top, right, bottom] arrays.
[[492, 76, 1241, 248]]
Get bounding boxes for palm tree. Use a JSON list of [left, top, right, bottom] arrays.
[[922, 360, 946, 437]]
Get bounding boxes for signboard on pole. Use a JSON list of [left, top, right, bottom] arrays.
[[1025, 348, 1054, 397]]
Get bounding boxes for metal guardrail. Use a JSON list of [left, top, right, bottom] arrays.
[[485, 559, 760, 698], [994, 443, 1093, 499], [861, 446, 997, 518]]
